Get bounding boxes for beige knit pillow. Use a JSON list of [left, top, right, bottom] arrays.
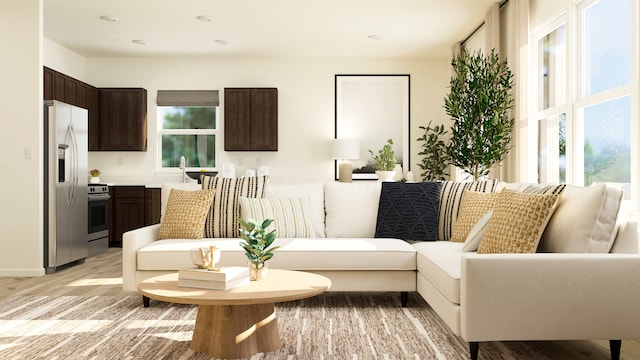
[[450, 191, 499, 242], [157, 189, 215, 240], [477, 190, 561, 254]]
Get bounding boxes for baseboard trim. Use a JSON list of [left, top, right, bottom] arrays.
[[0, 268, 45, 277]]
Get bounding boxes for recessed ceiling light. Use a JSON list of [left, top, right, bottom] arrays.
[[368, 34, 383, 40], [99, 15, 119, 23], [214, 40, 228, 45], [196, 15, 212, 22], [132, 39, 146, 45]]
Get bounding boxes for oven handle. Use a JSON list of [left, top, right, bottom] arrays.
[[88, 193, 111, 202]]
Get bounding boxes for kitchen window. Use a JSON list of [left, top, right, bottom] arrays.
[[532, 0, 637, 207], [157, 90, 219, 170]]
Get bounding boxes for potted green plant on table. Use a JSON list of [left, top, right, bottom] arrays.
[[238, 218, 279, 281], [369, 138, 397, 181], [444, 49, 514, 180]]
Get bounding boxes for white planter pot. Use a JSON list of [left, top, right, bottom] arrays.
[[375, 170, 397, 182], [89, 176, 100, 184]]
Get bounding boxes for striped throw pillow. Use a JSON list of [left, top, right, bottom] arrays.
[[239, 197, 316, 238], [202, 175, 268, 238], [437, 180, 500, 241]]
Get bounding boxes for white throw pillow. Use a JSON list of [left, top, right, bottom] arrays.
[[239, 196, 316, 238], [265, 183, 325, 237], [324, 182, 382, 238], [462, 210, 493, 252], [538, 184, 622, 253]]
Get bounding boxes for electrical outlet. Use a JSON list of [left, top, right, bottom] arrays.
[[24, 146, 33, 159], [117, 157, 124, 165]]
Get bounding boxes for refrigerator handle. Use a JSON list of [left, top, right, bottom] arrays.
[[69, 123, 79, 205]]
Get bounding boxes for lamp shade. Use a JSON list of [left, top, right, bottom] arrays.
[[331, 139, 360, 160]]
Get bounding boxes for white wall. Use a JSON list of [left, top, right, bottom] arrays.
[[530, 0, 572, 29], [44, 38, 86, 81], [0, 0, 44, 276], [85, 57, 451, 184]]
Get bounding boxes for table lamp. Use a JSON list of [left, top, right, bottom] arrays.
[[331, 138, 360, 182]]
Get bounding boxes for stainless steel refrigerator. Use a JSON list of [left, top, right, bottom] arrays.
[[44, 100, 88, 274]]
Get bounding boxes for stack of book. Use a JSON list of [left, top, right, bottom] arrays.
[[178, 266, 250, 290]]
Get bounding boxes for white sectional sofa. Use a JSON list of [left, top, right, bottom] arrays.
[[122, 179, 640, 360]]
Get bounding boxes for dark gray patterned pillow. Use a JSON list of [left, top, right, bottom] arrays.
[[375, 182, 441, 241]]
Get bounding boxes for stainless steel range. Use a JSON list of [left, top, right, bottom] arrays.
[[88, 184, 110, 257]]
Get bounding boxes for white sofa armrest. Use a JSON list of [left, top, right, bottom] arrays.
[[461, 253, 640, 342], [122, 224, 160, 292]]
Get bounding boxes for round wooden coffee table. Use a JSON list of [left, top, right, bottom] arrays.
[[138, 269, 331, 359]]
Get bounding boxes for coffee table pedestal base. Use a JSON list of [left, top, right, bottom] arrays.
[[191, 303, 281, 358]]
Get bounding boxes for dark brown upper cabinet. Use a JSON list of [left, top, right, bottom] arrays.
[[224, 88, 278, 151], [99, 88, 147, 151]]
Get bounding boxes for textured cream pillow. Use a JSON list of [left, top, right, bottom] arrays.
[[157, 189, 215, 240], [450, 191, 499, 242], [477, 190, 561, 254], [239, 196, 316, 238]]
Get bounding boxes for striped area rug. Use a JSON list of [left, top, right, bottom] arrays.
[[0, 293, 546, 359]]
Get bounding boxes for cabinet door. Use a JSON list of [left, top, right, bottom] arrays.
[[250, 88, 278, 151], [54, 72, 66, 101], [65, 77, 77, 105], [145, 188, 161, 225], [44, 67, 55, 100], [224, 88, 252, 151], [110, 187, 146, 247], [76, 82, 88, 109], [88, 86, 101, 151], [100, 88, 147, 151]]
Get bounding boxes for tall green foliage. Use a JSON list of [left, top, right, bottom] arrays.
[[416, 121, 449, 181], [444, 49, 514, 180]]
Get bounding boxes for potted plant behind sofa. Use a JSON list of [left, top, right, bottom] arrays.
[[444, 49, 514, 181], [369, 138, 398, 181], [416, 121, 449, 181], [238, 218, 279, 281]]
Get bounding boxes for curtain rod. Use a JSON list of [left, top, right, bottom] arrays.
[[460, 0, 509, 46]]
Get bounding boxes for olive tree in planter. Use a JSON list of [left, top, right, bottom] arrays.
[[444, 49, 514, 180]]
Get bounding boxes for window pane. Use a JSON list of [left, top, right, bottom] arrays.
[[162, 134, 216, 168], [538, 26, 566, 111], [583, 96, 630, 187], [538, 113, 566, 184], [160, 107, 216, 130], [583, 0, 631, 96]]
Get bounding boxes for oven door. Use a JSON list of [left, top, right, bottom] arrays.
[[88, 193, 110, 236]]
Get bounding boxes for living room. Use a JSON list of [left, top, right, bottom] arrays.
[[2, 0, 640, 359]]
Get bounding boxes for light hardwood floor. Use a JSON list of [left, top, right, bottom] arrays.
[[0, 248, 638, 359]]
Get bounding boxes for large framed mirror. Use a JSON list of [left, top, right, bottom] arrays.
[[334, 74, 410, 180]]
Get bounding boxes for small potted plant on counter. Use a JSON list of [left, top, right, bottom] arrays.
[[238, 218, 279, 281], [369, 138, 397, 181], [89, 169, 101, 184]]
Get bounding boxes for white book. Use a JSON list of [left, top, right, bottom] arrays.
[[178, 277, 250, 290], [178, 266, 249, 282]]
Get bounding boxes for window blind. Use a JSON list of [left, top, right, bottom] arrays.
[[156, 90, 219, 106]]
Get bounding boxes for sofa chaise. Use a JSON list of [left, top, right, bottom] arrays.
[[122, 178, 640, 359]]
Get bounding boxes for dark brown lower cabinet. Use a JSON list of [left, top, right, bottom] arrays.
[[109, 186, 161, 247]]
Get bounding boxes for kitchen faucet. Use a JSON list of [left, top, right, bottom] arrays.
[[179, 156, 187, 183]]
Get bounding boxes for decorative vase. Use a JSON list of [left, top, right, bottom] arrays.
[[248, 261, 268, 281], [375, 170, 397, 182], [89, 176, 100, 184]]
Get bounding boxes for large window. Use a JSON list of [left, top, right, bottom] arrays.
[[533, 0, 636, 203], [157, 90, 219, 170]]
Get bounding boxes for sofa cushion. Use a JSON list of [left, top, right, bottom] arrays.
[[324, 182, 381, 238], [477, 190, 561, 254], [375, 182, 441, 241], [538, 184, 623, 253], [450, 191, 499, 243], [137, 237, 417, 271], [239, 196, 316, 238], [438, 180, 500, 242], [414, 241, 465, 304], [201, 175, 268, 238], [264, 183, 325, 237], [157, 189, 214, 240]]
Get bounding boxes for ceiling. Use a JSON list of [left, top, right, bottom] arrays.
[[44, 0, 496, 58]]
